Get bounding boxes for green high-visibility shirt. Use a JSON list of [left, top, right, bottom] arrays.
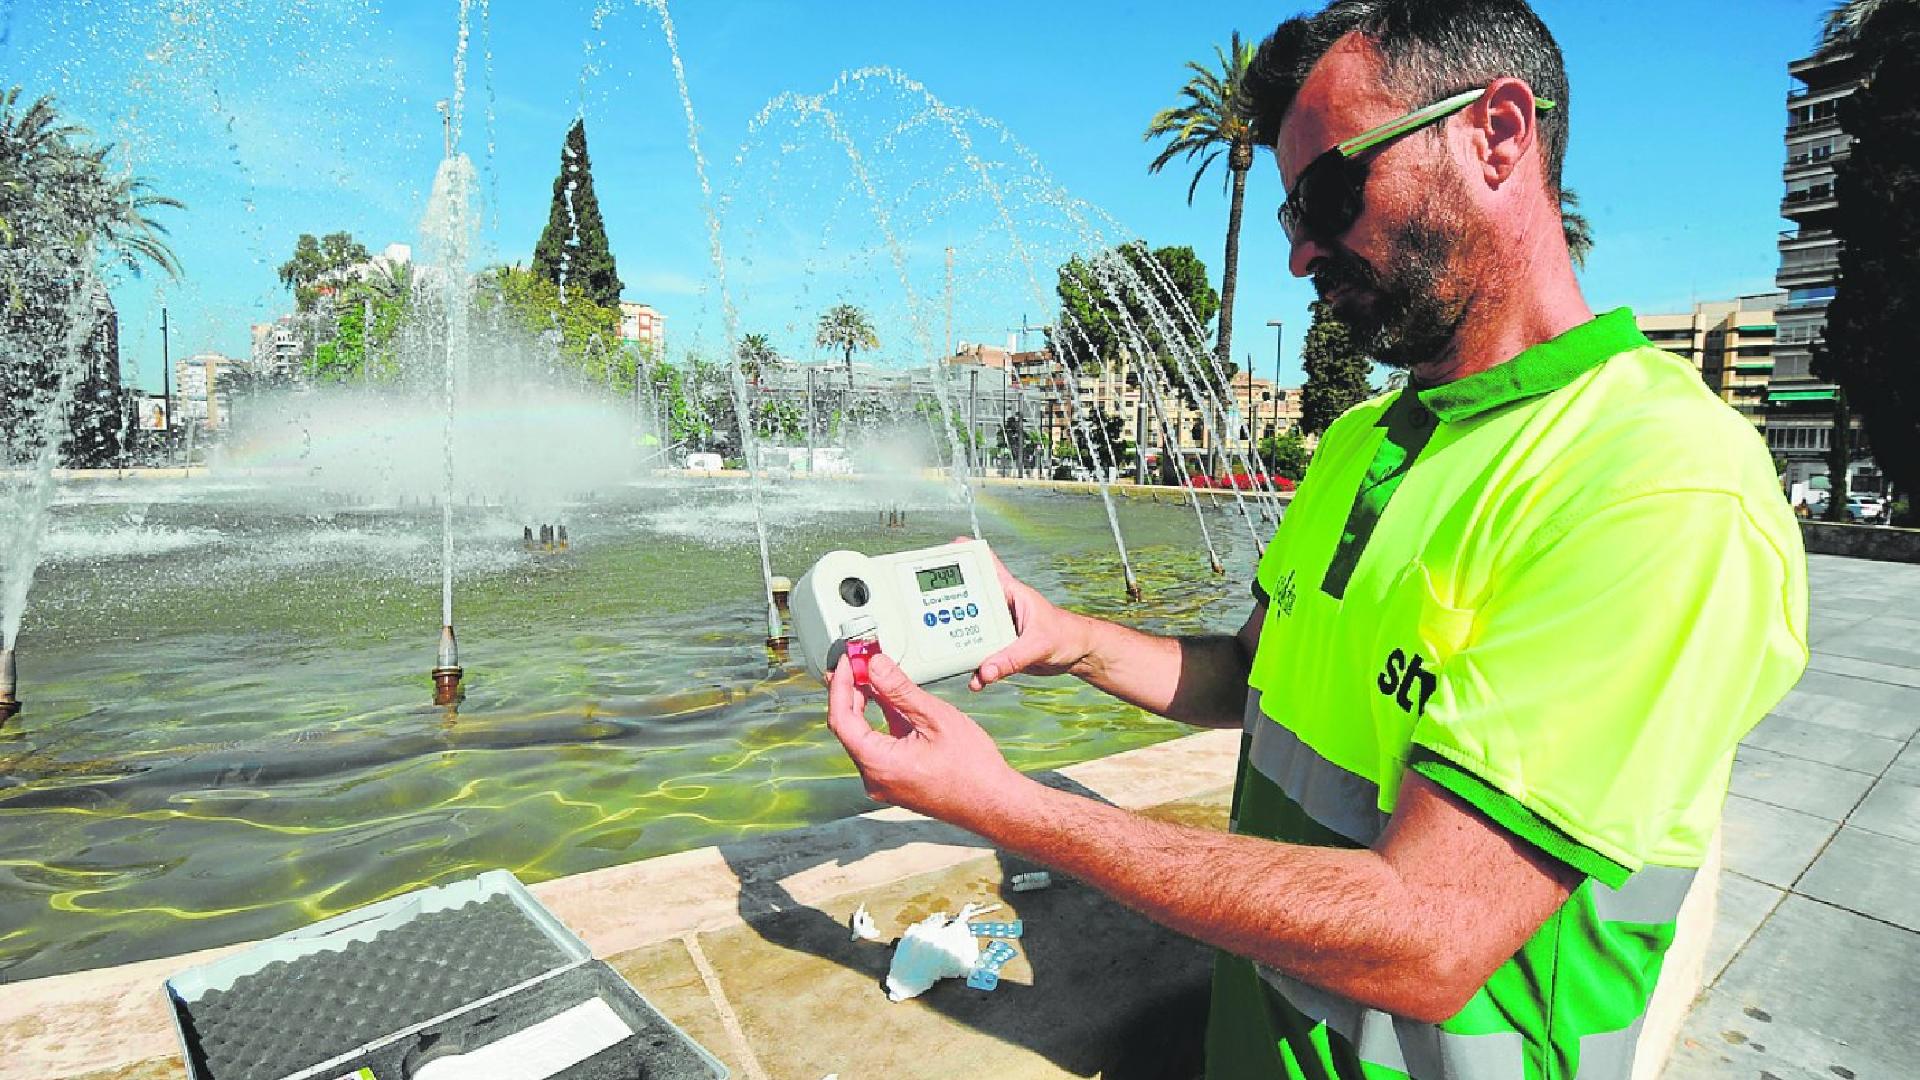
[[1208, 309, 1808, 1080]]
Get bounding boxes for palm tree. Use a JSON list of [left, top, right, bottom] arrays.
[[737, 332, 778, 387], [1561, 188, 1594, 269], [0, 87, 182, 286], [1145, 32, 1260, 374], [815, 304, 878, 392], [1821, 0, 1898, 46]]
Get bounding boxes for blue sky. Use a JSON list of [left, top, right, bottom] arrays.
[[7, 0, 1836, 391]]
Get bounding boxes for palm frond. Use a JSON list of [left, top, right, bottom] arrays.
[[1143, 31, 1260, 205]]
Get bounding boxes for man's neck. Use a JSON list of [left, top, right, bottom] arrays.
[[1410, 222, 1594, 388]]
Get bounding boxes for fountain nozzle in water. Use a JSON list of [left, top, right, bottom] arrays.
[[0, 647, 18, 723], [432, 625, 464, 706]]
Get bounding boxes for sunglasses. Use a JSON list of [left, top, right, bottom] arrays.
[[1278, 86, 1556, 243]]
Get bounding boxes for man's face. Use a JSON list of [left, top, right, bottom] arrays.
[[1276, 38, 1475, 370]]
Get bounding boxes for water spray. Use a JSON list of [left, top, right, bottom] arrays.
[[432, 625, 464, 706], [0, 645, 19, 723]]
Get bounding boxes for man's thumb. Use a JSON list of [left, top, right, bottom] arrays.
[[975, 634, 1051, 687], [864, 653, 939, 720]]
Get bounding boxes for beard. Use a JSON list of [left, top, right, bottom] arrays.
[[1313, 199, 1470, 371]]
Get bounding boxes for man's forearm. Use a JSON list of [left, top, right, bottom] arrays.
[[975, 776, 1459, 1022], [1065, 613, 1251, 728]]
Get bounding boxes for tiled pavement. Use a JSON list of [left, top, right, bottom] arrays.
[[1665, 553, 1920, 1080]]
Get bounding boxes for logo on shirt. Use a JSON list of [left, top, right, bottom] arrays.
[[1273, 570, 1296, 618], [1376, 648, 1437, 717]]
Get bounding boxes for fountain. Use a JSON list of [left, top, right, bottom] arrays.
[[0, 1, 1282, 986]]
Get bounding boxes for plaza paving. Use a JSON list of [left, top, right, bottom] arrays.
[[1663, 552, 1920, 1080], [12, 551, 1919, 1080]]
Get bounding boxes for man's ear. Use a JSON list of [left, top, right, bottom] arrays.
[[1472, 77, 1541, 190]]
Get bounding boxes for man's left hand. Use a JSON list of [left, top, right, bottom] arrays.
[[825, 652, 1029, 832]]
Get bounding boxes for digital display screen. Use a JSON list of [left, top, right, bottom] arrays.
[[916, 563, 964, 593]]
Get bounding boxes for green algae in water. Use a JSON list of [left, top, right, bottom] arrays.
[[0, 481, 1262, 982]]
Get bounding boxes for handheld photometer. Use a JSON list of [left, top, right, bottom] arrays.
[[790, 539, 1018, 686]]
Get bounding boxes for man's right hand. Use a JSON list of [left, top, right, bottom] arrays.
[[967, 542, 1094, 692]]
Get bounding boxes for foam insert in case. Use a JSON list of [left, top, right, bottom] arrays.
[[164, 870, 726, 1080]]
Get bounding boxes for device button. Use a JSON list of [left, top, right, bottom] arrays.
[[938, 610, 952, 624], [923, 612, 938, 628], [966, 603, 979, 617]]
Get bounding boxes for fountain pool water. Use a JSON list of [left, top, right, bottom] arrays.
[[0, 477, 1256, 983]]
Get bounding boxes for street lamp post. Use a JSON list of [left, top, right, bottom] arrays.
[[1265, 319, 1285, 453], [161, 306, 172, 468]]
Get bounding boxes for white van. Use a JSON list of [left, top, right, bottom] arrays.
[[684, 452, 724, 472]]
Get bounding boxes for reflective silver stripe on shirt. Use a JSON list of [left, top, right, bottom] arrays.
[[1590, 864, 1695, 925], [1257, 965, 1528, 1079], [1244, 698, 1389, 845]]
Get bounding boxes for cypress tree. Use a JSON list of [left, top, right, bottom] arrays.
[[1815, 2, 1920, 524], [532, 118, 623, 309], [1298, 300, 1374, 436]]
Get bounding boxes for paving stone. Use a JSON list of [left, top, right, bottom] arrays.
[[1887, 739, 1920, 787], [1845, 776, 1920, 846], [1766, 670, 1920, 741], [68, 1060, 183, 1080], [1798, 827, 1920, 933], [1701, 871, 1782, 988], [1807, 651, 1920, 691], [1717, 795, 1837, 889], [1814, 627, 1920, 672], [604, 936, 740, 1077], [1743, 713, 1904, 776], [1730, 745, 1876, 821], [1672, 896, 1920, 1080]]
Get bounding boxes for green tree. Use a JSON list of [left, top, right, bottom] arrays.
[[0, 87, 182, 301], [1067, 406, 1133, 474], [1258, 429, 1312, 481], [737, 332, 778, 386], [1299, 300, 1373, 436], [1821, 0, 1900, 44], [307, 273, 411, 384], [1823, 388, 1854, 523], [815, 303, 878, 391], [1146, 31, 1260, 374], [1, 87, 179, 465], [481, 265, 628, 388], [1053, 242, 1224, 408], [1814, 0, 1920, 524], [277, 231, 369, 312], [532, 118, 623, 309], [1561, 188, 1594, 270]]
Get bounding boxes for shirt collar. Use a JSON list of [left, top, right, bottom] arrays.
[[1414, 307, 1648, 423]]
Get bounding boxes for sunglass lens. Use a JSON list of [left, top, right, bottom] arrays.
[[1285, 152, 1363, 241]]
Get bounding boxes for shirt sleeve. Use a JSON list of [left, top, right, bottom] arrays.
[[1409, 489, 1807, 881]]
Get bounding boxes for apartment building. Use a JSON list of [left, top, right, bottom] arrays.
[[1770, 41, 1869, 490], [1637, 295, 1783, 428]]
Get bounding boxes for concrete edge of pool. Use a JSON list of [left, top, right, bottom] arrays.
[[3, 730, 1712, 1080]]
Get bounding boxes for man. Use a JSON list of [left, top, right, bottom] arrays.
[[824, 1, 1808, 1076]]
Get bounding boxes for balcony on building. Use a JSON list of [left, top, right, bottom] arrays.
[[1781, 185, 1839, 217]]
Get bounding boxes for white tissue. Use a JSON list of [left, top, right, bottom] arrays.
[[884, 910, 982, 1002], [849, 903, 881, 942]]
